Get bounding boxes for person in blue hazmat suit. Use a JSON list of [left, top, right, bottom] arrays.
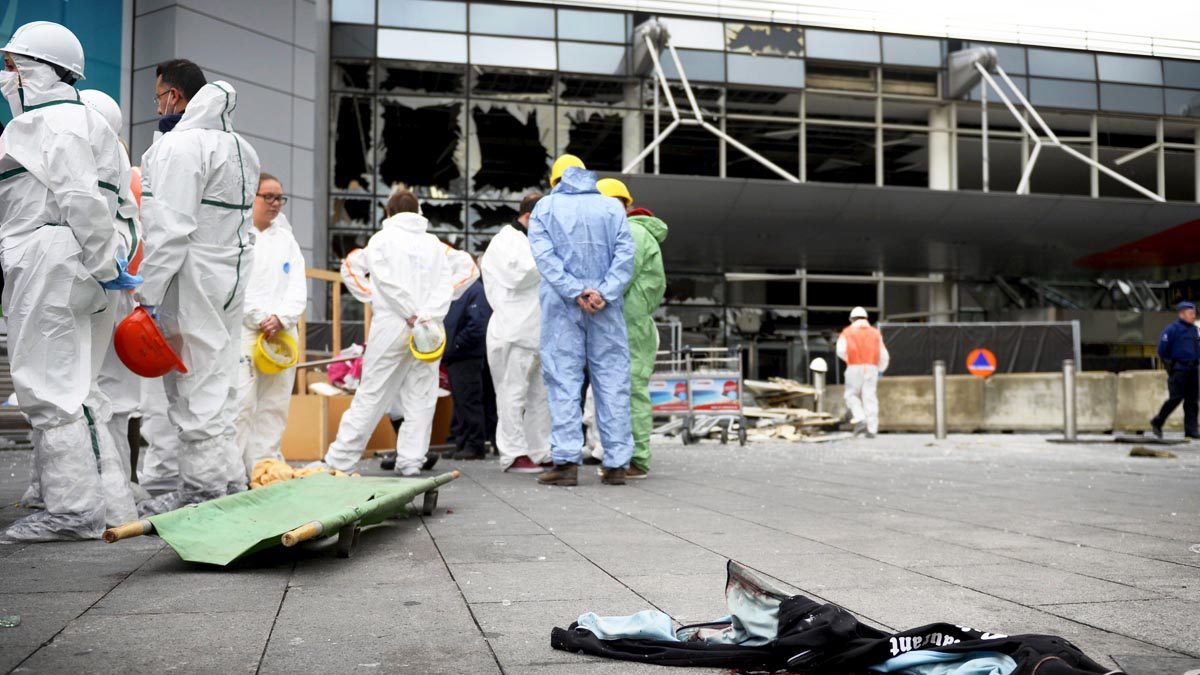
[[530, 155, 635, 486], [1150, 300, 1200, 439]]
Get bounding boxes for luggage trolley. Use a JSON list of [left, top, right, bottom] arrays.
[[650, 346, 747, 446]]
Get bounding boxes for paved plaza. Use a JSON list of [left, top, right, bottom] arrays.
[[0, 434, 1197, 674]]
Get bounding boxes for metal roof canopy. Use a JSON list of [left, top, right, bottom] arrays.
[[611, 173, 1200, 278]]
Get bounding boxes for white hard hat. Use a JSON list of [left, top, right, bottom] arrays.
[[80, 89, 122, 135], [849, 306, 869, 320], [2, 21, 86, 80]]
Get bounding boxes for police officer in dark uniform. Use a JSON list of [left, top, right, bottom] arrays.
[[1151, 301, 1200, 438]]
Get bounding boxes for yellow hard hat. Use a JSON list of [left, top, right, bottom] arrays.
[[550, 154, 585, 187], [253, 331, 299, 374], [410, 322, 446, 363], [596, 178, 632, 206]]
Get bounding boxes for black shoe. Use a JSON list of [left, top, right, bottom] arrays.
[[1150, 421, 1164, 439], [422, 453, 439, 471], [582, 455, 602, 465], [537, 463, 578, 486], [452, 448, 487, 460], [1186, 432, 1200, 440], [601, 467, 626, 485]]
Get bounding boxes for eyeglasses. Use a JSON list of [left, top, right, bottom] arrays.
[[257, 193, 288, 205]]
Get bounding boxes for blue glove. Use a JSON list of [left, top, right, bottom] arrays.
[[100, 257, 143, 291], [140, 304, 158, 320]]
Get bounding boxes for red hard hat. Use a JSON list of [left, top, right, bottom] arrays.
[[113, 307, 188, 377]]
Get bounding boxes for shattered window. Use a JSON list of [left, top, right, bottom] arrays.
[[469, 103, 554, 198], [330, 197, 374, 229], [379, 60, 465, 94], [725, 119, 800, 180], [421, 201, 466, 231], [559, 77, 633, 107], [378, 97, 466, 197], [724, 88, 800, 118], [646, 123, 719, 176], [725, 23, 804, 57], [468, 201, 519, 234], [329, 228, 373, 262], [562, 108, 625, 172], [806, 124, 876, 184], [469, 234, 494, 257], [881, 131, 928, 188], [472, 67, 555, 103], [333, 60, 372, 91], [432, 231, 467, 249], [332, 95, 374, 193]]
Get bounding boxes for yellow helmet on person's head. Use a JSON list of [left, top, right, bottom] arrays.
[[596, 178, 632, 207], [550, 154, 586, 187]]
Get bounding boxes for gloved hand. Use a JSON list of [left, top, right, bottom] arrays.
[[100, 257, 143, 291], [139, 304, 159, 320]]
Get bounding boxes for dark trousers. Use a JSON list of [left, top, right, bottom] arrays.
[[1152, 367, 1199, 435], [448, 359, 487, 454]]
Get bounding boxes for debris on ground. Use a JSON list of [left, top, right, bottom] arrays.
[[0, 616, 20, 628], [1130, 446, 1177, 459], [742, 378, 840, 442]]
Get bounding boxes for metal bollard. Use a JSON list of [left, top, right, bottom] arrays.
[[1062, 359, 1077, 441], [933, 360, 947, 439], [813, 371, 826, 413]]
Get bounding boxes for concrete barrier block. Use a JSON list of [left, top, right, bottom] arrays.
[[981, 372, 1115, 432], [1115, 370, 1181, 431], [877, 375, 983, 432]]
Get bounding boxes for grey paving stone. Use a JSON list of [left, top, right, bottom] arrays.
[[1038, 599, 1200, 657], [448, 561, 636, 604], [432, 534, 584, 564], [919, 561, 1163, 605], [470, 598, 654, 666], [0, 590, 105, 671], [16, 610, 275, 674], [0, 541, 160, 593], [1111, 654, 1200, 675], [90, 549, 290, 615]]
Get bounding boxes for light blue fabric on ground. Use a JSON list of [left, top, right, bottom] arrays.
[[577, 610, 679, 642], [529, 166, 636, 468], [869, 650, 1017, 675]]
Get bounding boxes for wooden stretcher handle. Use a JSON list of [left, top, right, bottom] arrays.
[[282, 521, 324, 547], [103, 519, 154, 543]]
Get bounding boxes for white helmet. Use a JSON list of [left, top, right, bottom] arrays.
[[849, 306, 869, 320], [2, 21, 86, 80], [80, 89, 122, 135]]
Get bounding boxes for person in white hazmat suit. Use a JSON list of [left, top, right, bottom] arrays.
[[0, 23, 144, 542], [322, 190, 452, 476], [836, 306, 890, 438], [137, 379, 182, 492], [135, 61, 261, 514], [481, 192, 552, 472], [233, 173, 307, 476]]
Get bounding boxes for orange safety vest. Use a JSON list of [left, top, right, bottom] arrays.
[[841, 322, 882, 366]]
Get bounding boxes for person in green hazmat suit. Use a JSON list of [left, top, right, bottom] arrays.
[[596, 178, 668, 479]]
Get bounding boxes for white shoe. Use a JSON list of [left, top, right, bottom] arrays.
[[397, 466, 420, 477]]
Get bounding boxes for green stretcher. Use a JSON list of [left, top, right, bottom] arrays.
[[103, 470, 460, 566]]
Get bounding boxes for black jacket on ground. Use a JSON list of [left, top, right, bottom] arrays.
[[550, 561, 1119, 675], [442, 278, 491, 364]]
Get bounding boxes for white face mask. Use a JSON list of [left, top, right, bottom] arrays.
[[0, 69, 22, 117]]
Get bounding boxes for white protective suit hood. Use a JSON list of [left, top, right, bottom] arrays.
[[174, 80, 237, 133], [79, 89, 122, 136], [0, 54, 75, 117]]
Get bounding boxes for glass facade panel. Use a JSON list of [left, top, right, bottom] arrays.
[[562, 109, 627, 171], [660, 49, 725, 82], [332, 25, 375, 58], [379, 60, 465, 95], [470, 3, 554, 38], [805, 29, 880, 64], [967, 43, 1026, 74], [967, 76, 1027, 101], [333, 0, 374, 24], [1165, 88, 1200, 117], [1164, 60, 1200, 89], [468, 201, 519, 234], [378, 0, 465, 31], [558, 9, 626, 43], [470, 102, 554, 200], [1100, 83, 1164, 115], [882, 36, 941, 68], [331, 95, 374, 192], [378, 97, 467, 197], [658, 17, 725, 50], [1027, 48, 1095, 79], [807, 124, 876, 184], [558, 42, 627, 76], [334, 60, 373, 91], [725, 23, 804, 57], [470, 36, 556, 70], [1029, 78, 1097, 110], [378, 28, 466, 63], [725, 119, 799, 180], [1096, 54, 1162, 85], [726, 54, 804, 89]]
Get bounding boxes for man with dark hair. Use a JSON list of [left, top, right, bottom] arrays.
[[482, 192, 553, 473], [154, 59, 206, 135], [135, 72, 261, 514], [443, 255, 493, 461], [320, 189, 454, 476]]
